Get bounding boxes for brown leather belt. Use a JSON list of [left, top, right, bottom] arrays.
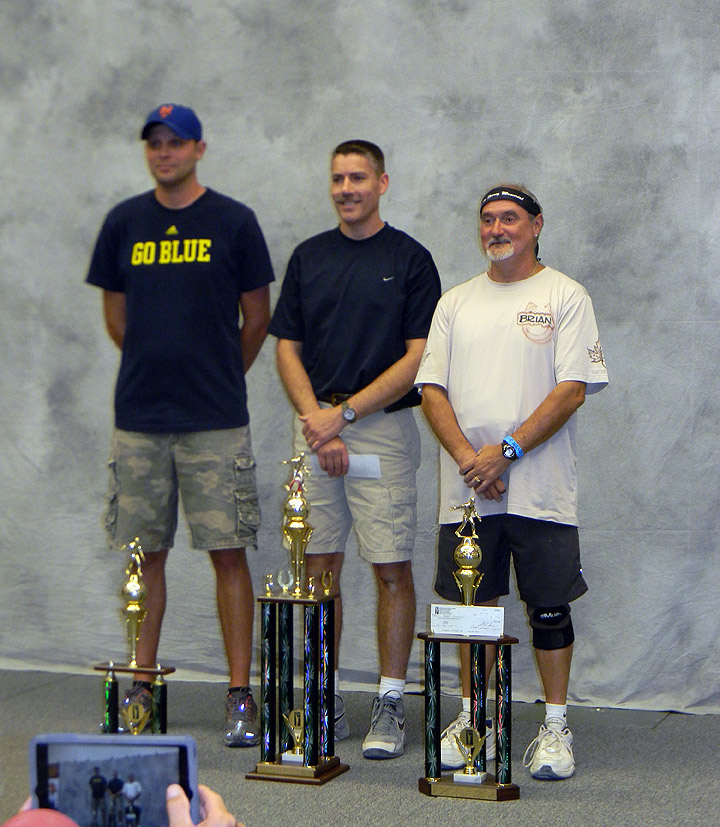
[[317, 392, 353, 406]]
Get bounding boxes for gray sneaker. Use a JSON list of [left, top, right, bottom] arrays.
[[334, 694, 350, 741], [362, 692, 405, 759], [224, 689, 260, 747]]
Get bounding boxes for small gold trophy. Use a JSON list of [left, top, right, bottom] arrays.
[[321, 571, 333, 598], [282, 454, 314, 598], [282, 709, 305, 764], [450, 498, 484, 606], [94, 538, 175, 735], [453, 727, 488, 784]]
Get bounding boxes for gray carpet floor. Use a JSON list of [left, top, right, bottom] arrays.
[[1, 670, 716, 826]]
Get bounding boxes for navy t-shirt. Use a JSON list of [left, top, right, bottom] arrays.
[[86, 189, 275, 432], [268, 224, 441, 410]]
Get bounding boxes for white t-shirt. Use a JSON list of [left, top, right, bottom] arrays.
[[122, 780, 142, 802], [416, 267, 608, 525]]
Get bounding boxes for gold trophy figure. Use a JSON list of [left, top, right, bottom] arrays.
[[282, 709, 306, 764], [121, 539, 147, 668], [321, 571, 333, 597], [282, 454, 314, 598], [450, 499, 483, 606], [453, 727, 487, 783], [284, 709, 305, 755]]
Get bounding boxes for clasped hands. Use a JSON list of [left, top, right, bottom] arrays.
[[459, 443, 510, 502], [299, 406, 348, 478]]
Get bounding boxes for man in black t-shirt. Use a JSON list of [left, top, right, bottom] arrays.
[[269, 140, 441, 760], [86, 104, 274, 747], [107, 771, 124, 826], [89, 767, 107, 826]]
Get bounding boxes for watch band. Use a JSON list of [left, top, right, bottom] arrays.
[[502, 435, 524, 459]]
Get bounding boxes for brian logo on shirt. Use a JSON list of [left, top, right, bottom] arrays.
[[517, 302, 554, 344]]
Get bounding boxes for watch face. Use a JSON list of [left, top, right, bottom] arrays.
[[342, 405, 356, 422], [502, 443, 515, 459]]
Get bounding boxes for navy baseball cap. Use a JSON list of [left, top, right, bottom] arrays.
[[141, 104, 202, 141]]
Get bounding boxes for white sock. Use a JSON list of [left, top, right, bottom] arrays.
[[461, 697, 471, 714], [335, 670, 340, 694], [545, 703, 567, 727], [378, 676, 405, 698]]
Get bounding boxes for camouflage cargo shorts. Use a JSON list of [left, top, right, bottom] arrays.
[[104, 427, 260, 552]]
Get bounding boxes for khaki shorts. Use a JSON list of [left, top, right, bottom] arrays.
[[292, 407, 421, 564], [104, 427, 260, 552]]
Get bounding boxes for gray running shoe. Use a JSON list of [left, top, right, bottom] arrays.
[[224, 689, 260, 747], [362, 692, 405, 759], [334, 694, 350, 741]]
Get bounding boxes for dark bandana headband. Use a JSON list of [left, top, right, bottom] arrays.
[[480, 187, 542, 216]]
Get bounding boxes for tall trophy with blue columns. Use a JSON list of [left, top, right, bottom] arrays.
[[247, 454, 348, 784]]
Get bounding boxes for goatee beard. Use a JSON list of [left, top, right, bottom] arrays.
[[485, 241, 514, 262]]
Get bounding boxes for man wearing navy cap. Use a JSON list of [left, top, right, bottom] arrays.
[[416, 183, 608, 780], [86, 104, 275, 747]]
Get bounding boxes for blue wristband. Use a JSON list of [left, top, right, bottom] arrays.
[[502, 435, 524, 458]]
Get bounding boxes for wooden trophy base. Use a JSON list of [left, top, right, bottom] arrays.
[[94, 662, 176, 678], [418, 775, 520, 801], [94, 662, 176, 734], [247, 755, 349, 786]]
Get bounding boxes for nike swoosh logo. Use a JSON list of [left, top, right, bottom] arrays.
[[383, 276, 395, 282]]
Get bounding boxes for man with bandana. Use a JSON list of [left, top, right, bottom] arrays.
[[416, 184, 608, 780]]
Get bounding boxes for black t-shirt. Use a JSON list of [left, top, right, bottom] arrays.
[[268, 224, 441, 409], [89, 774, 107, 799], [86, 189, 275, 432], [107, 777, 124, 795]]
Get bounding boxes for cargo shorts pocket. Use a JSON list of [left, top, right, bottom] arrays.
[[234, 454, 261, 540], [389, 484, 417, 551]]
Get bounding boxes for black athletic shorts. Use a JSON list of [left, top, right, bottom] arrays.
[[435, 514, 588, 607]]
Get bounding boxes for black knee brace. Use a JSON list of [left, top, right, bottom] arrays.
[[527, 604, 574, 650]]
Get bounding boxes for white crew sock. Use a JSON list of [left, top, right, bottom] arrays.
[[545, 703, 567, 728], [378, 676, 405, 698]]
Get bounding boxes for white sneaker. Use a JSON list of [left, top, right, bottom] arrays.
[[440, 711, 496, 770], [523, 720, 575, 780]]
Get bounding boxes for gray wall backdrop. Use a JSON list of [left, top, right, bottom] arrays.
[[1, 1, 719, 713]]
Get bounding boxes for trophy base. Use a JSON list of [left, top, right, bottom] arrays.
[[452, 769, 488, 784], [419, 775, 520, 801], [280, 750, 305, 765], [93, 662, 176, 677], [94, 662, 176, 735], [247, 755, 349, 785]]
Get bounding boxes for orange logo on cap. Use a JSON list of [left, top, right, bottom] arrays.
[[159, 105, 173, 119]]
